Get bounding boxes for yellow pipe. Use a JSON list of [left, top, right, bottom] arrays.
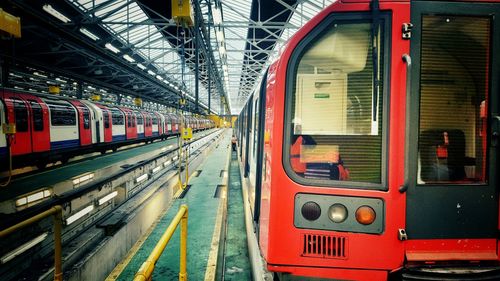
[[0, 205, 63, 281], [134, 205, 189, 281]]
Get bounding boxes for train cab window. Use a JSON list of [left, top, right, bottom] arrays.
[[286, 18, 387, 187], [417, 16, 490, 184], [28, 100, 44, 131], [12, 98, 28, 132], [103, 111, 110, 128], [47, 102, 77, 126]]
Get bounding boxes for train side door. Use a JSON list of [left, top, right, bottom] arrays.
[[3, 94, 32, 155], [406, 1, 500, 252], [22, 96, 50, 152]]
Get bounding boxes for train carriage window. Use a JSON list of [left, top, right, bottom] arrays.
[[152, 116, 158, 125], [12, 98, 28, 132], [28, 100, 44, 131], [417, 16, 490, 184], [137, 114, 143, 125], [47, 102, 76, 126], [286, 18, 386, 187], [103, 111, 110, 128], [111, 109, 124, 125]]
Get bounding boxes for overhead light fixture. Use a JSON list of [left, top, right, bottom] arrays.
[[79, 28, 100, 41], [55, 77, 67, 83], [1, 232, 48, 264], [105, 43, 120, 54], [98, 191, 118, 206], [156, 75, 163, 81], [43, 4, 71, 23], [212, 7, 222, 25], [163, 160, 172, 167], [33, 71, 47, 78], [123, 54, 135, 63], [66, 205, 94, 225], [137, 63, 146, 70], [147, 70, 155, 76]]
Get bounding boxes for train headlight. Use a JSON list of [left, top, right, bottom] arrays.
[[355, 205, 376, 225], [328, 204, 348, 223], [301, 201, 321, 221]]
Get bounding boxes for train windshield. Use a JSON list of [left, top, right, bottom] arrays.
[[286, 19, 385, 187]]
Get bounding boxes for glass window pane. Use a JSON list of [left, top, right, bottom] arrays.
[[418, 16, 490, 184], [47, 102, 76, 126], [29, 100, 44, 131], [13, 98, 28, 132], [288, 22, 383, 184]]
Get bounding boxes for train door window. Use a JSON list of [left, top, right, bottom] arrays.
[[285, 15, 388, 188], [103, 111, 110, 128], [153, 116, 158, 125], [81, 106, 90, 129], [417, 16, 490, 184], [28, 100, 44, 131], [12, 98, 28, 132], [137, 114, 143, 125], [47, 102, 77, 126]]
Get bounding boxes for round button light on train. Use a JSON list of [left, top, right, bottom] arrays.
[[355, 205, 376, 225], [328, 204, 348, 223], [301, 201, 321, 221]]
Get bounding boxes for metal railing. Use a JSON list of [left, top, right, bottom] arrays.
[[0, 205, 63, 281], [134, 204, 189, 281]]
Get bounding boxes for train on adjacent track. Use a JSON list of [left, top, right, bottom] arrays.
[[236, 0, 500, 280], [0, 90, 214, 171]]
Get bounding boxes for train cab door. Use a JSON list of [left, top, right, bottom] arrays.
[[21, 95, 50, 153], [2, 93, 32, 156], [405, 1, 500, 259]]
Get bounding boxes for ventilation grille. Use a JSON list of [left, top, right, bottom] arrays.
[[302, 233, 347, 259]]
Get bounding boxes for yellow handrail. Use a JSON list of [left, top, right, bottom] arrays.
[[134, 204, 189, 281], [0, 205, 63, 281]]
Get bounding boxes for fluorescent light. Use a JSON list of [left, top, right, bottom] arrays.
[[98, 191, 118, 206], [33, 71, 47, 78], [43, 4, 71, 23], [152, 166, 162, 173], [105, 43, 120, 54], [163, 160, 172, 167], [173, 155, 179, 161], [136, 174, 148, 183], [72, 173, 94, 186], [123, 54, 135, 63], [212, 7, 222, 25], [137, 63, 146, 70], [147, 70, 155, 76], [55, 77, 67, 83], [156, 75, 163, 81], [66, 205, 94, 225], [1, 232, 48, 264], [79, 28, 100, 41]]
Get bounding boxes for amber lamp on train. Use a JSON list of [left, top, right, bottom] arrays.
[[355, 206, 376, 225]]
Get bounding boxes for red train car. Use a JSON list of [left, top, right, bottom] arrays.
[[238, 0, 500, 280]]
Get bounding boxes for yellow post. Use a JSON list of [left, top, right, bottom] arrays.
[[134, 205, 189, 281], [179, 208, 188, 281], [0, 205, 63, 281]]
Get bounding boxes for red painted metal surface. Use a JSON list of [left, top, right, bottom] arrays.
[[68, 100, 92, 146], [1, 91, 33, 155], [19, 94, 50, 152]]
